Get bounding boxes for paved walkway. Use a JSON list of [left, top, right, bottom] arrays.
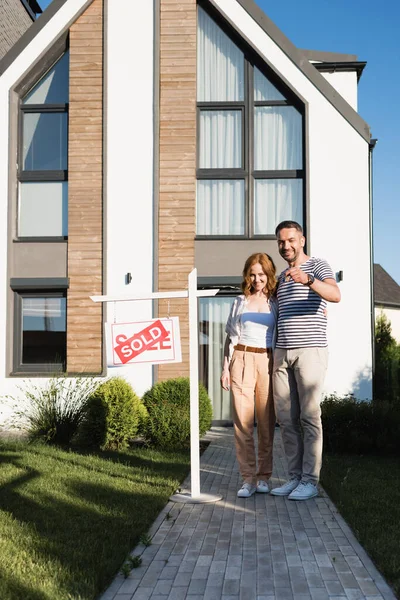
[[99, 427, 396, 600]]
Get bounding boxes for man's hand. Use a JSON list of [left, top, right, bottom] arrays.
[[285, 267, 308, 285], [220, 370, 231, 391]]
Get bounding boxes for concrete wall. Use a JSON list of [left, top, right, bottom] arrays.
[[319, 71, 358, 111], [104, 0, 155, 396]]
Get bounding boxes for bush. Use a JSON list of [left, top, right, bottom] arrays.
[[142, 377, 212, 450], [4, 376, 99, 445], [78, 377, 144, 450], [321, 393, 400, 455]]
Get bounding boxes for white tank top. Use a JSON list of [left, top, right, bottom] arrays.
[[239, 309, 276, 348]]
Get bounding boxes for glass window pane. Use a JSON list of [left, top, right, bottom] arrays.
[[254, 179, 303, 235], [254, 106, 302, 170], [197, 179, 245, 235], [254, 67, 286, 101], [19, 182, 68, 237], [199, 110, 242, 169], [197, 6, 244, 101], [23, 52, 69, 104], [199, 296, 237, 421], [23, 112, 67, 171], [22, 296, 66, 364]]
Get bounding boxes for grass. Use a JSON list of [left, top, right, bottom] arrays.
[[321, 453, 400, 598], [0, 439, 190, 600]]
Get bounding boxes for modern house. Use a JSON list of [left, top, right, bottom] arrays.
[[0, 0, 375, 425], [0, 0, 42, 60], [374, 264, 400, 342]]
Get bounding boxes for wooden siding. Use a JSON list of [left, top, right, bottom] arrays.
[[158, 0, 197, 379], [67, 0, 103, 373]]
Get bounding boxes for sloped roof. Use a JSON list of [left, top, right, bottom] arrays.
[[374, 264, 400, 307]]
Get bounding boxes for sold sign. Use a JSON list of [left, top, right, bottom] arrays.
[[114, 319, 168, 364], [106, 317, 182, 366]]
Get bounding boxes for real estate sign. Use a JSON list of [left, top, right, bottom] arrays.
[[105, 317, 182, 367]]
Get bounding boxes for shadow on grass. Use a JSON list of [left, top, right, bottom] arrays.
[[0, 446, 190, 600], [0, 566, 48, 600]]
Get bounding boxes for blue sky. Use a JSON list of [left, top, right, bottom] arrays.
[[38, 0, 400, 283]]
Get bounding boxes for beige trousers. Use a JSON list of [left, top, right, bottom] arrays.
[[272, 347, 328, 484], [230, 350, 275, 484]]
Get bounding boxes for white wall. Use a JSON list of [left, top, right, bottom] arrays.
[[104, 0, 155, 396], [375, 306, 400, 343], [214, 0, 373, 399], [319, 70, 358, 111]]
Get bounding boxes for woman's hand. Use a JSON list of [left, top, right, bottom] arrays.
[[220, 370, 231, 391]]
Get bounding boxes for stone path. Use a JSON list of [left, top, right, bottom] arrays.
[[99, 427, 397, 600]]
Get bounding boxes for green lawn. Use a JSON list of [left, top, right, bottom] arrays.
[[321, 453, 400, 599], [0, 440, 190, 600]]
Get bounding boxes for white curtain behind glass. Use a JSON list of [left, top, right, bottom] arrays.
[[199, 297, 234, 421], [254, 66, 286, 101], [199, 110, 241, 169], [197, 6, 244, 101], [197, 180, 244, 235], [254, 106, 302, 170], [254, 179, 302, 234]]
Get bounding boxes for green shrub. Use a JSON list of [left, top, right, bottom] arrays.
[[4, 376, 99, 445], [78, 377, 143, 450], [142, 377, 212, 450], [321, 393, 400, 455]]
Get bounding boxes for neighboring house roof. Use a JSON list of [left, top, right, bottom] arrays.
[[21, 0, 43, 19], [374, 264, 400, 308], [0, 0, 75, 76]]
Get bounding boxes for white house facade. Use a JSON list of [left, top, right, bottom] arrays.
[[0, 0, 374, 426]]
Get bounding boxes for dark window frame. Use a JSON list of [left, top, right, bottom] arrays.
[[196, 1, 306, 240], [17, 55, 69, 242], [12, 288, 67, 375]]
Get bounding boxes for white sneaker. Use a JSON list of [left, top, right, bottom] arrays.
[[288, 481, 318, 501], [270, 478, 300, 496], [256, 480, 270, 493], [237, 482, 257, 498]]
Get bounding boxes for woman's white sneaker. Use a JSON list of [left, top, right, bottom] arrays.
[[270, 478, 300, 496], [237, 482, 257, 498], [288, 481, 318, 501], [256, 480, 270, 493]]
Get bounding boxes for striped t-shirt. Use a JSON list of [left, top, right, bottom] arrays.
[[276, 257, 335, 348]]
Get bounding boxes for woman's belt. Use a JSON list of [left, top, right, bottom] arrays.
[[234, 344, 272, 355]]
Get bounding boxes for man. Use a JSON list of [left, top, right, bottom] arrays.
[[270, 220, 341, 500]]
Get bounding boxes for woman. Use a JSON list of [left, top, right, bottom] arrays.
[[221, 253, 277, 498]]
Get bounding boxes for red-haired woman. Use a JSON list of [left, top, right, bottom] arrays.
[[221, 253, 277, 498]]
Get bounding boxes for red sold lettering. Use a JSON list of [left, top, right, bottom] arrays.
[[114, 320, 168, 364]]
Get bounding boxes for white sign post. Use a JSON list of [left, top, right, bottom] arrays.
[[91, 268, 222, 504]]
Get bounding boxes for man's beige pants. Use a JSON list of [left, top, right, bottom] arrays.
[[272, 347, 328, 484], [230, 349, 275, 485]]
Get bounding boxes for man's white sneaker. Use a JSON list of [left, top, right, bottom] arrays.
[[288, 481, 318, 501], [270, 478, 300, 496], [237, 482, 257, 498], [256, 480, 270, 493]]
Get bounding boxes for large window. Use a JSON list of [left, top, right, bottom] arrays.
[[13, 288, 67, 373], [197, 6, 304, 237], [18, 51, 69, 239]]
